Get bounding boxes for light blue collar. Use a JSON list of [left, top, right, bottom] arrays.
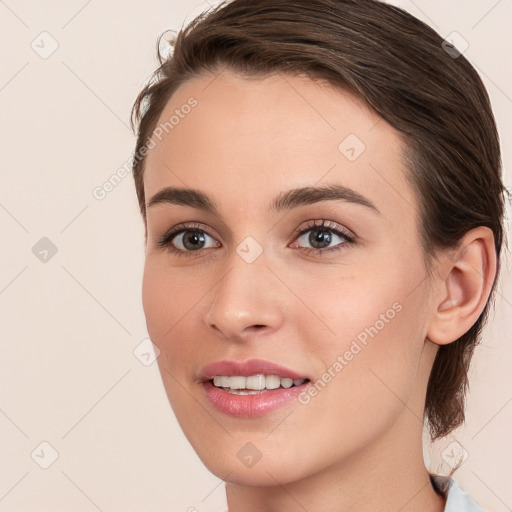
[[430, 475, 484, 512]]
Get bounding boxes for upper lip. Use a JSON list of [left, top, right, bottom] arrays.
[[198, 358, 310, 382]]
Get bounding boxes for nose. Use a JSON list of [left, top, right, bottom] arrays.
[[204, 250, 284, 342]]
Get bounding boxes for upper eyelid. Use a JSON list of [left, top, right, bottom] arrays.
[[158, 221, 216, 244], [166, 219, 348, 236], [294, 219, 354, 236]]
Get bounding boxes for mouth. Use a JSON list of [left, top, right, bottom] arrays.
[[199, 359, 311, 417], [209, 374, 308, 395]]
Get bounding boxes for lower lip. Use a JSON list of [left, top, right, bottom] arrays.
[[202, 380, 308, 417]]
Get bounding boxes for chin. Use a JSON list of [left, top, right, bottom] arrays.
[[198, 451, 308, 487], [179, 427, 316, 487]]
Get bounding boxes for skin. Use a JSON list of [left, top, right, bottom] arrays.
[[141, 69, 496, 512]]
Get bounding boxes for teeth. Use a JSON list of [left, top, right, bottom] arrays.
[[229, 376, 246, 389], [281, 378, 293, 388], [212, 374, 305, 391], [265, 375, 281, 389], [246, 375, 266, 390], [213, 376, 230, 387]]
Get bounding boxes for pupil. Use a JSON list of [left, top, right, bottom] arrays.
[[310, 229, 331, 249], [183, 230, 205, 250]]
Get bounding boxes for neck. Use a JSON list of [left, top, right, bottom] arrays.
[[225, 409, 446, 512]]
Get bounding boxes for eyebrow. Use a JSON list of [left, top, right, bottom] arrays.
[[147, 184, 381, 215]]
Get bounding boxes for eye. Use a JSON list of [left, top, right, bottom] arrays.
[[158, 222, 219, 256], [157, 219, 356, 258], [292, 219, 356, 255]]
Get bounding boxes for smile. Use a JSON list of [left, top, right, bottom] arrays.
[[199, 359, 311, 417], [212, 374, 307, 394]]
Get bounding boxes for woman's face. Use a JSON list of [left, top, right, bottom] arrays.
[[142, 70, 439, 485]]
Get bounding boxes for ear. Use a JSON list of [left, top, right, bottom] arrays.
[[427, 226, 497, 346]]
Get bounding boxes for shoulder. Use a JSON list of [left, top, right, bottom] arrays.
[[430, 474, 485, 512]]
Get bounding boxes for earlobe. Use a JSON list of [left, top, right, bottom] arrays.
[[427, 227, 496, 346]]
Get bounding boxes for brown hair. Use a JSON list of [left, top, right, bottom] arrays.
[[130, 0, 508, 440]]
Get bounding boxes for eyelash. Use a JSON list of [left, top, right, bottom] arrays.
[[157, 219, 357, 258]]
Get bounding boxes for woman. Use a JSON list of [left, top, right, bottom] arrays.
[[130, 0, 506, 510]]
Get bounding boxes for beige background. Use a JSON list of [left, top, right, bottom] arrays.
[[0, 0, 510, 510]]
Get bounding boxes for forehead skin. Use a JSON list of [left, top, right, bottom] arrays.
[[143, 70, 421, 267]]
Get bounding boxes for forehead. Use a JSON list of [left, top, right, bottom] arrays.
[[143, 70, 417, 222]]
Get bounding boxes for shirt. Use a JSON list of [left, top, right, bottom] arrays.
[[430, 474, 484, 512]]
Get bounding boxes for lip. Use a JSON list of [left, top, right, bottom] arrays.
[[198, 359, 311, 418], [198, 358, 310, 382]]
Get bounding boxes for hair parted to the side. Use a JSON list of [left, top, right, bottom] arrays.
[[130, 0, 508, 440]]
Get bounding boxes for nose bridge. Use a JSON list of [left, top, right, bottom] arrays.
[[205, 243, 283, 340]]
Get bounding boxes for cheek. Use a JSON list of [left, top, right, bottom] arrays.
[[142, 264, 170, 350], [290, 267, 402, 352], [298, 240, 427, 351], [142, 259, 190, 362], [142, 260, 201, 416], [142, 257, 199, 337], [292, 252, 428, 409], [290, 295, 426, 468]]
